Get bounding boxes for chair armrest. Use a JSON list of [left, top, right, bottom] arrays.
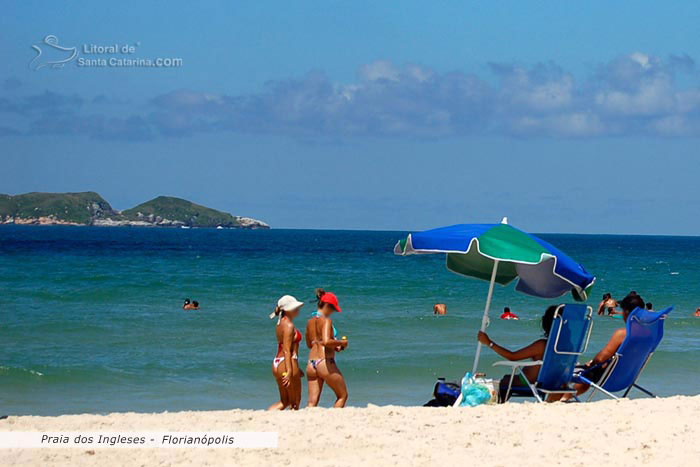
[[493, 360, 542, 368]]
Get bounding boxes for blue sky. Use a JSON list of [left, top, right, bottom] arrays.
[[3, 1, 700, 234]]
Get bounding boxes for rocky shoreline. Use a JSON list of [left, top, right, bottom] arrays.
[[1, 215, 269, 229], [1, 216, 84, 226]]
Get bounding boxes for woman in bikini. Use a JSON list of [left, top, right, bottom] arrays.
[[267, 295, 304, 410], [305, 288, 348, 408]]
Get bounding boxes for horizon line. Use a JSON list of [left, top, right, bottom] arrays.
[[2, 224, 699, 239]]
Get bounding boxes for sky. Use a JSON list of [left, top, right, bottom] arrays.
[[2, 1, 700, 234]]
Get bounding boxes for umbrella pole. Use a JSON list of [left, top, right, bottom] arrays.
[[471, 260, 499, 374]]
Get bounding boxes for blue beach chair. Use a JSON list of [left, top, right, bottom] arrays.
[[493, 304, 593, 403], [574, 306, 672, 401]]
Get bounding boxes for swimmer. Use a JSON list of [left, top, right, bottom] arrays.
[[500, 307, 519, 320], [183, 298, 199, 310], [433, 304, 447, 315], [597, 293, 618, 316]]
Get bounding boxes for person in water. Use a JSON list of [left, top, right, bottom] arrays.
[[557, 292, 645, 402], [695, 308, 700, 318], [268, 295, 304, 410], [183, 299, 199, 310], [500, 307, 519, 320], [433, 304, 447, 315], [478, 305, 557, 402], [305, 288, 348, 408], [597, 293, 618, 315]]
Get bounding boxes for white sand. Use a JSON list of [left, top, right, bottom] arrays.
[[2, 396, 699, 466]]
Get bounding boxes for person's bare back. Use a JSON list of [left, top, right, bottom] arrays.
[[306, 315, 328, 360]]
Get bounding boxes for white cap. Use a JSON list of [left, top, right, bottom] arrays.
[[278, 295, 304, 312]]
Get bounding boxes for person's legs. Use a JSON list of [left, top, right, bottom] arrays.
[[497, 373, 532, 403], [558, 362, 611, 402], [319, 360, 348, 408], [497, 375, 513, 403], [559, 382, 590, 402], [268, 365, 291, 410], [290, 363, 302, 410], [306, 361, 324, 407], [267, 399, 285, 410], [559, 365, 603, 402]]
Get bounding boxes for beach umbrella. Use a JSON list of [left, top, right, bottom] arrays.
[[394, 218, 595, 373]]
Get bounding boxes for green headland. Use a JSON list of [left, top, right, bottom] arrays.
[[0, 192, 269, 229]]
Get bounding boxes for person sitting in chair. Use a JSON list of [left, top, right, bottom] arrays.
[[477, 305, 557, 402], [557, 292, 645, 402]]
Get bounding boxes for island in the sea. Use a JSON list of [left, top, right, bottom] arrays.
[[0, 192, 270, 229]]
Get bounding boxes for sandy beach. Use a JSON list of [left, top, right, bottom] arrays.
[[2, 395, 698, 466]]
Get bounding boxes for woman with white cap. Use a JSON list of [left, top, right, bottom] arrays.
[[267, 295, 304, 410]]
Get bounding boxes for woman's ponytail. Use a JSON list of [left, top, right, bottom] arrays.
[[315, 288, 326, 305], [269, 305, 283, 323]]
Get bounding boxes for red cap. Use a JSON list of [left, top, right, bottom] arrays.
[[320, 292, 342, 312]]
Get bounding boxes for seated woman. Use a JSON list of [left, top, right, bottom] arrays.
[[477, 305, 557, 402], [556, 292, 645, 402]]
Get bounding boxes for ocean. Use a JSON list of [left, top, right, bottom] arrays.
[[1, 226, 698, 415]]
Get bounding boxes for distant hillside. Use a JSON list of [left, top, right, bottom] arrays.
[[0, 192, 116, 225], [120, 196, 268, 228], [0, 192, 269, 229]]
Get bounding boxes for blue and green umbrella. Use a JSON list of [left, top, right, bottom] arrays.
[[394, 218, 595, 373]]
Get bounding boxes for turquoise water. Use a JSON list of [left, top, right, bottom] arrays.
[[0, 226, 698, 415]]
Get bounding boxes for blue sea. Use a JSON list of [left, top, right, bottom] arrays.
[[1, 226, 698, 415]]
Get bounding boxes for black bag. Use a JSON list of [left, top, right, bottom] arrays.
[[423, 378, 460, 407]]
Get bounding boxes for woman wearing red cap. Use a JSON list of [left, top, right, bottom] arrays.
[[305, 288, 348, 408]]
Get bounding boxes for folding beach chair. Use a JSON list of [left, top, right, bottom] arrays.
[[574, 306, 672, 401], [493, 304, 593, 403]]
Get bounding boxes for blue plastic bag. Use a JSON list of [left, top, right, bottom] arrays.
[[459, 372, 491, 407]]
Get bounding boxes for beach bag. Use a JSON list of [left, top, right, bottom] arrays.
[[424, 378, 461, 407], [458, 372, 492, 407]]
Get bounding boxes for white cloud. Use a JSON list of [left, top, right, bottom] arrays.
[[359, 60, 401, 82], [629, 52, 652, 69]]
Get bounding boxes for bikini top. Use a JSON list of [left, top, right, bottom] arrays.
[[311, 311, 338, 339], [277, 328, 302, 351]]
